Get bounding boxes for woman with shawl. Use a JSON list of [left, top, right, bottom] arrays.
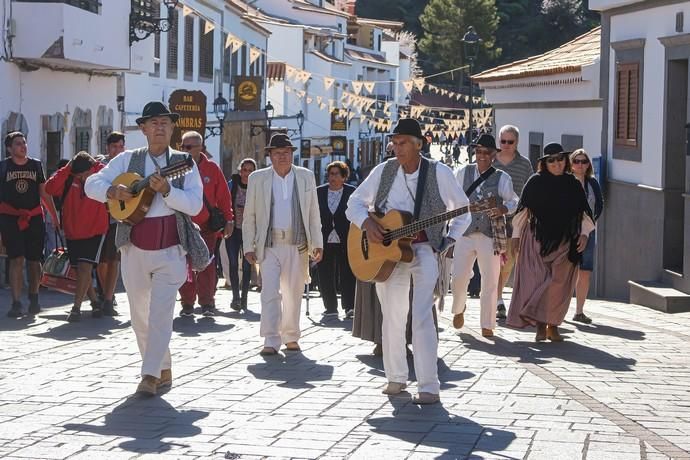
[[507, 143, 594, 342]]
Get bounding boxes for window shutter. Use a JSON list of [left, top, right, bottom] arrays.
[[166, 8, 178, 79], [184, 15, 194, 80], [198, 19, 214, 81], [615, 62, 639, 147]]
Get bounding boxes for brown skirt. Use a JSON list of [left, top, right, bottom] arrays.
[[507, 226, 579, 328]]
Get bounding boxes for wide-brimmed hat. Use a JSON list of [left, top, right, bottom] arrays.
[[471, 133, 500, 152], [390, 118, 425, 141], [136, 101, 180, 125], [265, 133, 297, 152], [540, 142, 571, 160]]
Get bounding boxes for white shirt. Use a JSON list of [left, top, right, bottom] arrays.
[[455, 165, 519, 215], [346, 160, 470, 241], [327, 187, 344, 243], [84, 149, 203, 218], [271, 168, 294, 230]]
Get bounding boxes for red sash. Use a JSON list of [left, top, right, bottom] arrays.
[[130, 215, 180, 251], [0, 203, 43, 230]]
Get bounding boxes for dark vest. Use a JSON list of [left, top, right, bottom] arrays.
[[463, 164, 504, 238]]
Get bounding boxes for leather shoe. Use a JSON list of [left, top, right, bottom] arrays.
[[547, 325, 564, 342], [535, 323, 547, 342], [136, 375, 157, 397], [452, 312, 464, 329], [372, 343, 383, 356], [413, 392, 440, 405], [382, 382, 407, 395], [259, 347, 278, 356], [285, 342, 301, 351], [481, 328, 494, 337], [158, 369, 172, 390]]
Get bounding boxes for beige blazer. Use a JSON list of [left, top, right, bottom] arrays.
[[242, 165, 323, 263]]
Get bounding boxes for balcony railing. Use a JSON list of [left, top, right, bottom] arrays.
[[13, 0, 101, 14]]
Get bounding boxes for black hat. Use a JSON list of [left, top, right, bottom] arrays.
[[390, 118, 425, 141], [471, 133, 500, 151], [540, 142, 570, 159], [265, 133, 297, 152], [136, 101, 180, 125]]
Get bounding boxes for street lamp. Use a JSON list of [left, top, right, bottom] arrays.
[[130, 0, 179, 45], [462, 26, 481, 158], [250, 102, 275, 143], [205, 92, 229, 139]]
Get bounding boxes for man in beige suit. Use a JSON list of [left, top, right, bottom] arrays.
[[243, 134, 323, 355]]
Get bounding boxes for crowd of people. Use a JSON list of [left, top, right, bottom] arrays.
[[0, 101, 603, 404]]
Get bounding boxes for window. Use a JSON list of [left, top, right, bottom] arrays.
[[231, 45, 239, 76], [46, 131, 62, 176], [184, 15, 194, 81], [240, 44, 247, 76], [198, 19, 214, 81], [151, 30, 161, 77], [16, 0, 101, 14], [615, 62, 639, 147], [223, 33, 232, 83], [166, 8, 178, 79], [130, 0, 156, 19], [75, 128, 90, 152], [99, 128, 112, 156]]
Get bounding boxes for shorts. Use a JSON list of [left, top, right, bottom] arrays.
[[0, 214, 45, 261], [67, 234, 105, 267], [99, 223, 120, 262], [580, 231, 596, 271]]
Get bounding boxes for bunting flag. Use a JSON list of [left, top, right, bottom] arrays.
[[298, 70, 312, 83], [384, 102, 392, 113], [285, 86, 292, 93], [351, 81, 364, 95], [183, 5, 193, 16], [306, 96, 313, 104], [285, 65, 297, 80], [363, 81, 376, 94], [204, 21, 215, 35], [230, 36, 243, 53], [319, 102, 327, 111], [348, 111, 356, 121], [316, 96, 323, 105], [249, 46, 261, 64], [413, 77, 426, 91], [225, 33, 233, 49], [323, 77, 335, 91], [402, 80, 414, 93]]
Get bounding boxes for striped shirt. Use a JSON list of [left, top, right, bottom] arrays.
[[492, 152, 533, 196]]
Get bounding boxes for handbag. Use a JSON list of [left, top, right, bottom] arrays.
[[41, 231, 77, 294], [203, 195, 226, 232]]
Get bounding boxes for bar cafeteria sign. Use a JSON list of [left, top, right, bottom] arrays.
[[168, 90, 207, 150]]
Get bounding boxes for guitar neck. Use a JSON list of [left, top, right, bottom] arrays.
[[386, 206, 470, 241], [129, 161, 190, 194]]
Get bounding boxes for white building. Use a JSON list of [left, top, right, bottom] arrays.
[[0, 0, 147, 173], [591, 0, 690, 310], [473, 27, 602, 168]]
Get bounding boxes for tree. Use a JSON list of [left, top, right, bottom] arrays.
[[356, 0, 428, 38], [417, 0, 500, 79]]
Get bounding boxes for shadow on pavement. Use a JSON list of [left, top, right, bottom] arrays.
[[30, 316, 130, 340], [459, 332, 636, 371], [173, 316, 235, 337], [216, 308, 261, 322], [247, 352, 334, 389], [356, 355, 475, 388], [63, 395, 208, 454], [564, 320, 646, 341], [0, 315, 39, 331], [367, 399, 516, 457]]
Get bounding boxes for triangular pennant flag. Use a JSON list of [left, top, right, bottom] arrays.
[[402, 81, 414, 93], [363, 81, 375, 94], [316, 96, 323, 105], [319, 102, 327, 110], [249, 46, 261, 65], [413, 78, 426, 91], [352, 81, 363, 95], [306, 97, 313, 104], [384, 102, 392, 113], [297, 71, 311, 83], [225, 33, 234, 49], [231, 37, 243, 54], [183, 5, 193, 16], [285, 86, 292, 93], [348, 111, 356, 121], [324, 77, 335, 91], [204, 21, 215, 35], [285, 65, 297, 79]]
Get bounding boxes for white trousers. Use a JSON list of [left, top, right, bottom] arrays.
[[451, 233, 500, 329], [376, 243, 440, 394], [120, 244, 188, 378], [259, 243, 306, 350]]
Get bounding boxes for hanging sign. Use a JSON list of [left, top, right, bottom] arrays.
[[168, 90, 207, 150]]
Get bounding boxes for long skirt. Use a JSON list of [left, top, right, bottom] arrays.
[[507, 226, 579, 328]]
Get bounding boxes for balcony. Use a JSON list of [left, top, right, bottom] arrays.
[[10, 0, 139, 71]]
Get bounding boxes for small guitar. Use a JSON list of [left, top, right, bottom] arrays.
[[108, 157, 194, 225], [347, 197, 497, 282]]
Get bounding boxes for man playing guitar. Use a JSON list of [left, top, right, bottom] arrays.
[[346, 118, 470, 405], [85, 101, 204, 397]]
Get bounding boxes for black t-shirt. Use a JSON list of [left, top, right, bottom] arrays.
[[0, 157, 46, 209]]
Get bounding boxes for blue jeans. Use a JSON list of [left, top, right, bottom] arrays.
[[580, 231, 596, 271], [225, 228, 251, 301]]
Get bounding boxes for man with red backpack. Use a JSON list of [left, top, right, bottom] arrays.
[[45, 151, 110, 322]]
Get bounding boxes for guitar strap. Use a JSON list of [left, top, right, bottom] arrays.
[[464, 166, 496, 197], [412, 157, 429, 220]]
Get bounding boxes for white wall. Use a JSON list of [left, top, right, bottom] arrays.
[[606, 3, 690, 187], [482, 69, 600, 104]]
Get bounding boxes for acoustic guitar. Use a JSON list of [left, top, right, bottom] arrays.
[[347, 197, 497, 282], [108, 157, 194, 225]]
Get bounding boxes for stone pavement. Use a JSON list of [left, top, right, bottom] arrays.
[[1, 283, 690, 460]]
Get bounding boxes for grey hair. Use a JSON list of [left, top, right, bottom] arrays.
[[181, 131, 204, 142], [499, 125, 520, 141]]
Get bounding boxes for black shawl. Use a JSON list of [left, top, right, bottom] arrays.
[[517, 171, 592, 263]]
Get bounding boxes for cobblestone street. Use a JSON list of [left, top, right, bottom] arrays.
[[1, 285, 690, 460]]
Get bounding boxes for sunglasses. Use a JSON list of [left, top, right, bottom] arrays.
[[500, 139, 515, 145], [545, 155, 566, 164], [180, 144, 202, 150], [572, 158, 590, 165]]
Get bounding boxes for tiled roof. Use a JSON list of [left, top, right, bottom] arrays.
[[472, 27, 600, 82], [344, 48, 396, 66], [266, 62, 285, 80]]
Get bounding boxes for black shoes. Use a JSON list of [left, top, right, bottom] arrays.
[[91, 300, 103, 319], [28, 294, 40, 315], [572, 313, 592, 324], [201, 305, 215, 317], [345, 309, 354, 319], [7, 301, 22, 318], [230, 298, 242, 311], [496, 304, 507, 319], [102, 299, 119, 317], [180, 304, 195, 317], [67, 308, 81, 322]]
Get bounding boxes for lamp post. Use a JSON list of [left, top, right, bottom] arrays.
[[205, 92, 229, 139], [462, 26, 481, 158], [130, 0, 179, 45], [296, 110, 305, 164]]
